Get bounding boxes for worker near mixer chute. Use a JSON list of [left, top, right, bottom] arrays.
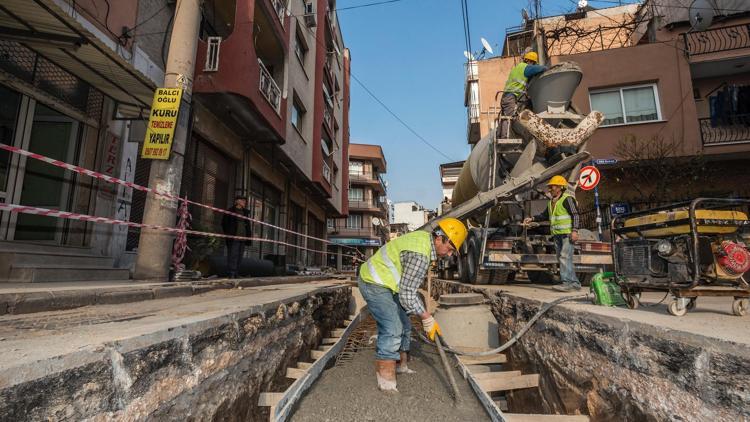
[[523, 175, 581, 292], [357, 218, 468, 393], [499, 51, 547, 138]]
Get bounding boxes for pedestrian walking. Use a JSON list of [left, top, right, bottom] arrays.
[[221, 195, 252, 279]]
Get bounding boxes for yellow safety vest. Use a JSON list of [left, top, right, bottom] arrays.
[[503, 62, 529, 97], [549, 192, 575, 235], [359, 230, 432, 293]]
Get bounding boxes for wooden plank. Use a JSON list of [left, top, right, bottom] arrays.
[[285, 367, 307, 380], [458, 354, 507, 365], [503, 414, 590, 422], [258, 392, 284, 407], [331, 328, 346, 337], [477, 374, 539, 393], [320, 337, 338, 345], [454, 354, 505, 422], [471, 370, 522, 380], [273, 309, 367, 422], [296, 362, 313, 370], [310, 349, 326, 360]]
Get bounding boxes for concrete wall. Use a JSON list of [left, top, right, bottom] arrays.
[[392, 201, 428, 231], [0, 285, 351, 420], [431, 280, 750, 422]]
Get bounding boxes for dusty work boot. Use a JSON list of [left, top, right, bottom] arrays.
[[375, 360, 398, 392], [553, 282, 582, 292], [396, 351, 416, 375]]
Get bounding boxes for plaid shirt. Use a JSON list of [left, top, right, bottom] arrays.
[[397, 244, 436, 315]]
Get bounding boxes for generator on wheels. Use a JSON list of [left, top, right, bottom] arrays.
[[611, 198, 750, 316]]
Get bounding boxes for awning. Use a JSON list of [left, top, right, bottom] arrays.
[[0, 0, 157, 115]]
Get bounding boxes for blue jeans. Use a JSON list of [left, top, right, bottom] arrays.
[[358, 278, 411, 361], [553, 234, 579, 284]]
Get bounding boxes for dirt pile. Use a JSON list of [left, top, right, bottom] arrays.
[[290, 340, 489, 422]]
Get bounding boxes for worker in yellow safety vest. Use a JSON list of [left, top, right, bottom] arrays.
[[358, 217, 468, 392], [523, 175, 581, 292], [499, 51, 547, 138]]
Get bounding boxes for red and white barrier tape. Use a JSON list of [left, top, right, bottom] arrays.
[[0, 203, 363, 262], [0, 143, 366, 258]]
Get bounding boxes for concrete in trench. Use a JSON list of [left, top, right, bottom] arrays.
[[431, 279, 750, 422], [0, 280, 351, 421]]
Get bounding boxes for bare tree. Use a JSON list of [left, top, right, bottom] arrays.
[[612, 134, 713, 203]]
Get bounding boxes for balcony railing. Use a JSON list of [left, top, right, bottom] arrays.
[[258, 59, 281, 113], [271, 0, 286, 25], [322, 159, 332, 184], [468, 103, 480, 123], [465, 60, 478, 80], [699, 115, 750, 146], [323, 101, 334, 130], [683, 23, 750, 57]]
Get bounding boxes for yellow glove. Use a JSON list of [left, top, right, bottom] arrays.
[[422, 316, 443, 341]]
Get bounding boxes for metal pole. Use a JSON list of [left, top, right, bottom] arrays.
[[594, 180, 603, 240], [134, 0, 203, 280]]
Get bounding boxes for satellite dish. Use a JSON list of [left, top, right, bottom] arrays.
[[689, 0, 716, 32], [463, 50, 475, 60], [578, 0, 588, 9], [372, 217, 381, 227], [480, 37, 494, 55]]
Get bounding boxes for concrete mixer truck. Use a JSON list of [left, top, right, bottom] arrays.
[[423, 62, 613, 285]]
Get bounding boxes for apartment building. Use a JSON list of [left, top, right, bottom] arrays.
[[0, 0, 351, 281], [392, 201, 434, 231], [464, 1, 750, 208], [328, 143, 388, 269], [438, 161, 464, 215]]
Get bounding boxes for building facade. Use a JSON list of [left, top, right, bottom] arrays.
[[392, 201, 433, 232], [438, 160, 464, 215], [0, 0, 351, 282], [328, 143, 388, 269]]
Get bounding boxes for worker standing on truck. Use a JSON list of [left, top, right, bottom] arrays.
[[499, 51, 547, 138], [523, 175, 581, 292], [357, 218, 468, 392]]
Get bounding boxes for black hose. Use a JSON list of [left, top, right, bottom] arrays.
[[416, 294, 588, 357]]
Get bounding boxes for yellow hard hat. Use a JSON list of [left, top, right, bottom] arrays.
[[436, 217, 468, 251], [547, 175, 568, 187], [523, 51, 539, 63]]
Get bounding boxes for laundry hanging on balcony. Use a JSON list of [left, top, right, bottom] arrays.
[[709, 84, 750, 127]]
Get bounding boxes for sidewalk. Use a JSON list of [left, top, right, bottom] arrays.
[[0, 275, 348, 316]]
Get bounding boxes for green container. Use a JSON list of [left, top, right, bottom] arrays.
[[590, 272, 626, 307]]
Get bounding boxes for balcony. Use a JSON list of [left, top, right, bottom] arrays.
[[322, 159, 332, 185], [323, 100, 334, 132], [271, 0, 286, 26], [467, 103, 481, 144], [683, 23, 750, 58], [193, 0, 288, 143], [258, 59, 281, 113], [699, 115, 750, 147], [350, 171, 386, 193], [349, 199, 388, 216]]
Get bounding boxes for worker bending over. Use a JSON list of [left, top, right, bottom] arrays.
[[499, 51, 547, 138], [358, 218, 468, 392], [524, 175, 581, 292]]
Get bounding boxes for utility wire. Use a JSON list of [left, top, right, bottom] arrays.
[[586, 0, 750, 13], [290, 0, 404, 16]]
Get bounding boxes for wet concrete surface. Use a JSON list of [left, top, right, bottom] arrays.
[[290, 340, 490, 422]]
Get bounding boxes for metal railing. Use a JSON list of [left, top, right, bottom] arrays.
[[699, 115, 750, 146], [683, 23, 750, 57], [258, 59, 281, 113], [348, 199, 377, 210], [468, 103, 480, 122], [271, 0, 286, 25], [465, 60, 478, 80], [323, 101, 334, 130]]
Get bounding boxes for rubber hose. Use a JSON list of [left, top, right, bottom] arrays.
[[416, 294, 588, 357]]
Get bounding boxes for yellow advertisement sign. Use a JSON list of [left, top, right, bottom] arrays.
[[141, 88, 183, 160]]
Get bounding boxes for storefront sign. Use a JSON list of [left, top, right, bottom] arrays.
[[141, 88, 183, 159], [331, 238, 382, 247]]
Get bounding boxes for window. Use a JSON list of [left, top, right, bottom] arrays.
[[294, 25, 308, 65], [349, 187, 364, 201], [589, 84, 661, 127], [327, 218, 335, 229], [349, 160, 363, 176], [291, 97, 305, 129], [347, 214, 362, 229]]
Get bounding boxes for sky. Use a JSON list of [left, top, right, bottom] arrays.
[[337, 0, 611, 210]]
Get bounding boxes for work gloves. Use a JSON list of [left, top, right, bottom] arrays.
[[422, 316, 442, 341]]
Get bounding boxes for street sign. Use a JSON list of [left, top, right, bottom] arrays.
[[594, 158, 617, 166], [579, 165, 600, 191], [611, 202, 631, 216]]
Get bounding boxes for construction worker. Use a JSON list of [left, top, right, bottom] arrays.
[[523, 175, 581, 292], [499, 51, 547, 138], [358, 217, 468, 392]]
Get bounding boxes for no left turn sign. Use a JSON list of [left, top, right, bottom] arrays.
[[578, 165, 600, 191]]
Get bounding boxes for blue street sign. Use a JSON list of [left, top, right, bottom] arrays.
[[594, 158, 618, 165], [611, 202, 631, 216]]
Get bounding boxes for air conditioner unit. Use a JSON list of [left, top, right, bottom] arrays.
[[303, 2, 317, 27]]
